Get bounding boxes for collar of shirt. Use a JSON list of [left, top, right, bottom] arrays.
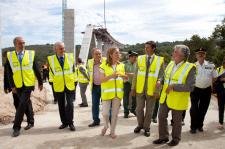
[[146, 54, 155, 63], [57, 55, 64, 59], [171, 60, 184, 76], [196, 60, 208, 66], [17, 50, 24, 55]]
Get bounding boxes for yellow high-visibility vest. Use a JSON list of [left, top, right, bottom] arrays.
[[100, 62, 125, 100], [78, 64, 89, 83], [74, 66, 78, 82], [160, 61, 195, 110], [217, 66, 225, 75], [48, 53, 75, 92], [87, 57, 106, 90], [136, 55, 164, 95], [7, 50, 35, 88]]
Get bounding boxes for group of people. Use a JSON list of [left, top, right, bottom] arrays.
[[3, 36, 225, 147]]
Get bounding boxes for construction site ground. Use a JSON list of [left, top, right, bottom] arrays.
[[0, 82, 225, 149]]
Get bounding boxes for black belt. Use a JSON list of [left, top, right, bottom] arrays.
[[93, 83, 101, 87]]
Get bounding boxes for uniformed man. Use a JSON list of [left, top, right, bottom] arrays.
[[123, 50, 138, 118], [190, 48, 217, 134]]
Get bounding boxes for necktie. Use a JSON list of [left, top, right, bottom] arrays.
[[145, 56, 151, 77], [18, 52, 23, 63], [59, 57, 64, 67], [144, 56, 151, 92]]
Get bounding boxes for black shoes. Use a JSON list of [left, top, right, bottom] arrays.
[[59, 124, 75, 131], [24, 123, 34, 130], [198, 127, 203, 132], [153, 138, 169, 144], [59, 124, 68, 129], [167, 140, 179, 146], [88, 122, 100, 127], [69, 124, 76, 131], [144, 129, 150, 137], [190, 128, 203, 134], [134, 126, 143, 133], [153, 139, 178, 146], [79, 103, 88, 107], [12, 129, 20, 137], [190, 129, 197, 134]]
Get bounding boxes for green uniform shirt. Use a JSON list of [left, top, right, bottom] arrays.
[[124, 60, 136, 84]]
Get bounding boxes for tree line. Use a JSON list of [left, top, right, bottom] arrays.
[[2, 18, 225, 67]]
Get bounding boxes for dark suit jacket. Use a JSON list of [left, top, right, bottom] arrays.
[[5, 50, 43, 91], [214, 71, 225, 94], [4, 63, 12, 92]]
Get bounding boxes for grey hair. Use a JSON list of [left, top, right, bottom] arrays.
[[54, 41, 64, 51], [174, 45, 190, 61]]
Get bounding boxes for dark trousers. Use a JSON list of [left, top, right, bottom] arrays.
[[152, 100, 159, 120], [171, 111, 186, 124], [123, 82, 136, 115], [50, 83, 57, 103], [217, 89, 225, 124], [190, 86, 211, 130], [158, 103, 183, 142], [74, 82, 78, 102], [55, 90, 75, 125], [92, 84, 101, 123], [13, 88, 34, 130], [12, 93, 31, 124]]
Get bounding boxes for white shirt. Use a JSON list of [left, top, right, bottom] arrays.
[[17, 50, 24, 59], [195, 60, 218, 88], [169, 61, 184, 85], [146, 54, 154, 64]]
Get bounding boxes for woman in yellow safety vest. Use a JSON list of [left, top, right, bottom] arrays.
[[99, 47, 127, 139]]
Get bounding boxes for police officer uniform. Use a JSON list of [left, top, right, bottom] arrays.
[[190, 48, 218, 133]]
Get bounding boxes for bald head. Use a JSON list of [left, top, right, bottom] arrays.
[[92, 48, 102, 63], [13, 36, 25, 52], [54, 41, 65, 56]]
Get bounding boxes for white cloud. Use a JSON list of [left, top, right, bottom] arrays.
[[0, 0, 225, 48]]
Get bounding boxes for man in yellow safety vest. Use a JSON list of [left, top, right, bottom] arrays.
[[131, 41, 164, 137], [153, 45, 196, 146], [48, 42, 76, 131], [5, 36, 43, 137]]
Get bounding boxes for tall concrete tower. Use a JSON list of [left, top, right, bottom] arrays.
[[62, 0, 75, 55]]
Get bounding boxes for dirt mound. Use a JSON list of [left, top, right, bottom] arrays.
[[0, 67, 48, 124]]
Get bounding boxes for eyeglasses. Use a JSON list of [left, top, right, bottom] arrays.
[[18, 42, 25, 44]]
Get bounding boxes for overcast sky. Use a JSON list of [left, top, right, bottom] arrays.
[[0, 0, 225, 48]]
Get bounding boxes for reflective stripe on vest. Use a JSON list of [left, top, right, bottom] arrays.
[[78, 64, 89, 83], [48, 53, 75, 92], [7, 50, 35, 88], [100, 62, 124, 100], [217, 66, 225, 75], [159, 61, 194, 110], [136, 55, 164, 95]]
